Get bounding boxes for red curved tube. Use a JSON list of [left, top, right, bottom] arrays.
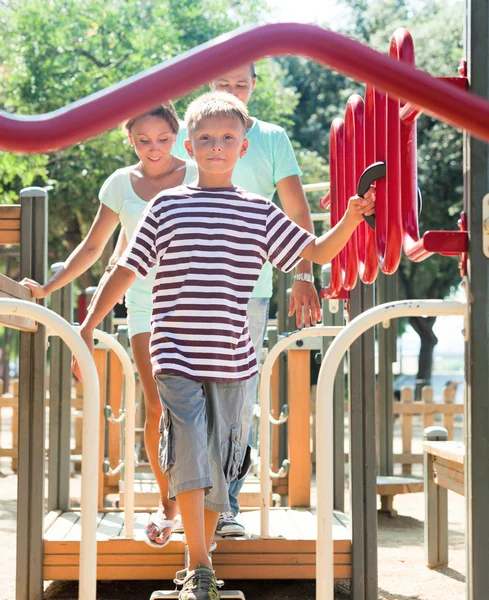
[[343, 95, 363, 289], [321, 119, 344, 299], [391, 29, 420, 256], [359, 86, 379, 283], [2, 23, 489, 153]]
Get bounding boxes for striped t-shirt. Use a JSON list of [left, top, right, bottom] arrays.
[[119, 185, 315, 382]]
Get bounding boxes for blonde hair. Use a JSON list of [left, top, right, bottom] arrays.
[[185, 91, 248, 136], [122, 101, 179, 135]]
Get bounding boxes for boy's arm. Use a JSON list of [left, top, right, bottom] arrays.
[[73, 265, 136, 380], [300, 190, 376, 265]]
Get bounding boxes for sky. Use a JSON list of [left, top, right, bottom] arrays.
[[267, 0, 348, 26]]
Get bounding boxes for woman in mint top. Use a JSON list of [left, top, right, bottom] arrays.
[[21, 103, 197, 548]]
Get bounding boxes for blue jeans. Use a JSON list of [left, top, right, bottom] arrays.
[[228, 297, 270, 516]]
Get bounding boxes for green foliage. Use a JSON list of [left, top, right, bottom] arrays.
[[0, 152, 49, 203], [0, 0, 297, 285]]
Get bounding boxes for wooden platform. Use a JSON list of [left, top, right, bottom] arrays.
[[119, 473, 276, 509], [43, 508, 352, 581]]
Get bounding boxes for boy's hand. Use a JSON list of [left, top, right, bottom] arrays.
[[346, 185, 376, 225], [72, 326, 95, 382], [20, 278, 47, 299]]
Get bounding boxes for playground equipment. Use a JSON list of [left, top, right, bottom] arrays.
[[423, 426, 465, 569], [1, 5, 489, 600]]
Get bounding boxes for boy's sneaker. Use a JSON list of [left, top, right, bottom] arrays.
[[215, 512, 245, 537], [178, 566, 221, 600]]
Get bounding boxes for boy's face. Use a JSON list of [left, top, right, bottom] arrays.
[[184, 116, 248, 181], [210, 66, 256, 106]]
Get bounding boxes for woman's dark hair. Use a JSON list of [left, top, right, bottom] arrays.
[[123, 101, 179, 135], [250, 63, 257, 78]]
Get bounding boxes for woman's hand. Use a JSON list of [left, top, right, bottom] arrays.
[[20, 278, 48, 299], [288, 280, 322, 328], [72, 327, 95, 382]]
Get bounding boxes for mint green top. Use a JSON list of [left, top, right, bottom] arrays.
[[173, 118, 302, 298], [99, 161, 198, 306]]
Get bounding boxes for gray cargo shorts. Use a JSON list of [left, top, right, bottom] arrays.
[[155, 373, 248, 513]]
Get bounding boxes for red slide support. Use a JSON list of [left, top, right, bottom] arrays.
[[321, 28, 468, 300]]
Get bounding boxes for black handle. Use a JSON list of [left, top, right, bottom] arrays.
[[357, 161, 386, 230]]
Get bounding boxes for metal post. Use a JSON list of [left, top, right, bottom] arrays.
[[277, 271, 291, 466], [47, 263, 73, 512], [377, 272, 397, 478], [464, 2, 489, 598], [348, 282, 377, 600], [424, 426, 449, 568], [321, 265, 346, 512], [17, 187, 47, 600]]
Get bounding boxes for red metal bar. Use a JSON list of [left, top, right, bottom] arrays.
[[2, 23, 489, 153], [343, 96, 362, 289], [404, 231, 468, 262], [400, 76, 469, 125], [320, 119, 344, 299], [358, 86, 379, 284]]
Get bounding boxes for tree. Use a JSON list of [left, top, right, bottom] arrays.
[[0, 0, 299, 289]]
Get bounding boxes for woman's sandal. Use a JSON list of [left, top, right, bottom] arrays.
[[144, 512, 175, 549]]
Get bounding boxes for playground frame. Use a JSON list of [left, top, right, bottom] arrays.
[[0, 0, 488, 598]]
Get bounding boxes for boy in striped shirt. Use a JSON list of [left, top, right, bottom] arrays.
[[75, 91, 375, 600]]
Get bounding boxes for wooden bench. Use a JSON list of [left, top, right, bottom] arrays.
[[423, 426, 464, 568]]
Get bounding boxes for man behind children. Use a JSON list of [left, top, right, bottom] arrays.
[[74, 91, 375, 599]]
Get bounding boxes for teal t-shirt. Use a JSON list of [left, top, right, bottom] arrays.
[[173, 118, 302, 298], [99, 161, 198, 307]]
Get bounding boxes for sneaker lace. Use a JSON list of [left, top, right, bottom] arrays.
[[220, 512, 236, 523], [181, 568, 221, 597]]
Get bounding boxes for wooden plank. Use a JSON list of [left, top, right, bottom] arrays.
[[287, 350, 311, 507], [0, 220, 20, 230], [43, 510, 62, 534], [44, 552, 350, 567], [284, 509, 317, 540], [433, 472, 465, 496], [96, 512, 125, 539], [93, 348, 108, 509], [64, 513, 106, 542], [422, 386, 435, 429], [393, 453, 423, 464], [433, 462, 465, 485], [0, 231, 20, 244], [106, 351, 124, 490], [44, 512, 80, 541], [423, 441, 465, 464], [0, 273, 37, 332], [443, 386, 456, 440], [376, 475, 424, 496], [433, 456, 465, 474], [393, 403, 463, 415], [44, 564, 352, 580], [0, 205, 21, 219]]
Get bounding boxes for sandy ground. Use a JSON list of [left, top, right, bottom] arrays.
[[0, 466, 466, 600]]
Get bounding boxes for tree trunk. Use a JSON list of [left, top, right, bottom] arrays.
[[408, 316, 438, 400]]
